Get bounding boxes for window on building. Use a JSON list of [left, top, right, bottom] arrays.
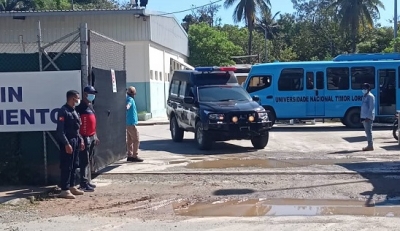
[[170, 80, 179, 96], [246, 76, 272, 93], [316, 71, 324, 89], [150, 70, 154, 80], [166, 73, 170, 82], [351, 66, 375, 89], [327, 67, 349, 90], [155, 71, 159, 80], [159, 72, 163, 81], [278, 68, 304, 91]]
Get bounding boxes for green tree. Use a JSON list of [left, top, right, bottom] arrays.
[[188, 23, 242, 66], [328, 0, 385, 52], [224, 0, 271, 62], [0, 0, 33, 11], [357, 26, 393, 53], [181, 2, 222, 32]]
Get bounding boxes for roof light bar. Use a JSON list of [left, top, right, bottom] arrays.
[[195, 66, 237, 72]]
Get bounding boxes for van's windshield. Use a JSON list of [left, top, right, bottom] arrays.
[[198, 85, 252, 102]]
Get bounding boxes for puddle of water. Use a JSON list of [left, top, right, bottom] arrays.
[[185, 158, 366, 169], [168, 160, 188, 165], [173, 198, 400, 217]]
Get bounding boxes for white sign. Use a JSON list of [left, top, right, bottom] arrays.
[[111, 69, 117, 93], [0, 70, 81, 132]]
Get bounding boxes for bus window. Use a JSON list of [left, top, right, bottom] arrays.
[[306, 72, 314, 89], [351, 67, 375, 89], [327, 67, 349, 90], [316, 71, 324, 89], [246, 75, 272, 93], [278, 68, 304, 91]]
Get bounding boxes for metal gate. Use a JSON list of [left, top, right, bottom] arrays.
[[0, 21, 126, 185]]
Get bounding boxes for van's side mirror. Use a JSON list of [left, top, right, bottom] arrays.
[[184, 96, 194, 104], [252, 95, 260, 102]]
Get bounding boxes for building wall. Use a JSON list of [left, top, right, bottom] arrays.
[[125, 42, 189, 118], [125, 41, 150, 114], [149, 15, 188, 57]]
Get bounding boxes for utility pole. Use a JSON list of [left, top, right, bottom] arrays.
[[395, 0, 398, 39], [395, 0, 398, 51]]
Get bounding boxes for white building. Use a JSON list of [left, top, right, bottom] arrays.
[[0, 9, 193, 118]]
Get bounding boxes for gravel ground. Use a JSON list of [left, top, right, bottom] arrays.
[[1, 125, 400, 230]]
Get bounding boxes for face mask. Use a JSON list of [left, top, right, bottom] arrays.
[[74, 99, 80, 107], [362, 89, 368, 94], [87, 94, 95, 101]]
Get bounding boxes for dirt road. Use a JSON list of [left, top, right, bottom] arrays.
[[1, 124, 400, 230]]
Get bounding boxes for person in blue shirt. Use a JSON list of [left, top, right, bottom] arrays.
[[126, 86, 143, 162], [360, 83, 375, 151]]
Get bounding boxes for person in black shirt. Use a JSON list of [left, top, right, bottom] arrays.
[[75, 86, 99, 192], [56, 90, 85, 199]]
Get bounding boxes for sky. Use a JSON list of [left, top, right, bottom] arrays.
[[141, 0, 395, 27]]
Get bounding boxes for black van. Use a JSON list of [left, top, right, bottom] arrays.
[[166, 66, 272, 150]]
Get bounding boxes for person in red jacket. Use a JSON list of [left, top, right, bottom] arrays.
[[75, 85, 99, 192]]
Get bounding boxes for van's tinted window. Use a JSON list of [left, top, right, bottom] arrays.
[[170, 80, 179, 96], [194, 72, 238, 85]]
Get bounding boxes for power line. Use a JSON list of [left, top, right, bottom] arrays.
[[155, 0, 223, 16]]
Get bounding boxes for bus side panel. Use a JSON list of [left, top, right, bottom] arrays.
[[273, 68, 307, 119]]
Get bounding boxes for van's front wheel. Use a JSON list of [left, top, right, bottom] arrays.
[[195, 122, 213, 150], [251, 132, 269, 149]]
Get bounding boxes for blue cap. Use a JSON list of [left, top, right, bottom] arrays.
[[83, 85, 98, 94]]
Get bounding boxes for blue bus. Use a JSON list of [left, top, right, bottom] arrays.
[[242, 53, 400, 128]]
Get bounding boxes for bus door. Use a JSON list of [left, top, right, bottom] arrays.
[[377, 68, 396, 116], [305, 71, 325, 116]]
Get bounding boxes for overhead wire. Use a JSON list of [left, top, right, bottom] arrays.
[[154, 0, 223, 16]]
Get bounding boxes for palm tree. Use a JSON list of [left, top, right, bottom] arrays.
[[224, 0, 271, 63], [256, 9, 280, 40], [328, 0, 385, 53]]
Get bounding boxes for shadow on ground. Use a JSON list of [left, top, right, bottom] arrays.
[[338, 161, 400, 206], [0, 186, 57, 204], [139, 139, 256, 155]]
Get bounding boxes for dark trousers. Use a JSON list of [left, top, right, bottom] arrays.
[[79, 135, 95, 186], [59, 137, 80, 191]]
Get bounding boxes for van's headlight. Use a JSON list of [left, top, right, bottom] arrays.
[[258, 112, 268, 119], [256, 108, 268, 121]]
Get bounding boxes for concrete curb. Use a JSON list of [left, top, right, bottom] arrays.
[[100, 170, 400, 176], [137, 121, 169, 126]]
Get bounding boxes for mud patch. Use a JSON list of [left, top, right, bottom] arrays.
[[174, 198, 400, 217], [186, 158, 366, 169]]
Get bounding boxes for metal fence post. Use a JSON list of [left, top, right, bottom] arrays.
[[37, 20, 48, 185], [80, 23, 89, 88], [37, 21, 43, 71]]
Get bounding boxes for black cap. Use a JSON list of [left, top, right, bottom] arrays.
[[83, 85, 98, 94]]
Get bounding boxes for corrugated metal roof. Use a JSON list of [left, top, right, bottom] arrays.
[[0, 8, 171, 17]]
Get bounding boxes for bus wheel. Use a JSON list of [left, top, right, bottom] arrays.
[[344, 108, 363, 128]]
